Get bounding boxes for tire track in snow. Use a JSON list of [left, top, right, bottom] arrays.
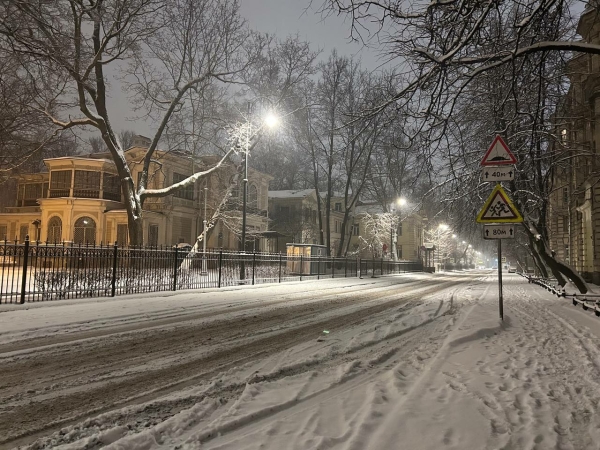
[[1, 278, 469, 449]]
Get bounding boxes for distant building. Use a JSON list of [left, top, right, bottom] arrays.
[[267, 189, 349, 255], [347, 202, 425, 261], [548, 5, 600, 283], [0, 136, 272, 250]]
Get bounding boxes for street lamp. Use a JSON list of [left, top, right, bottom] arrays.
[[240, 106, 279, 281], [201, 185, 208, 275]]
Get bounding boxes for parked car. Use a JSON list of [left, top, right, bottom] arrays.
[[508, 267, 517, 273]]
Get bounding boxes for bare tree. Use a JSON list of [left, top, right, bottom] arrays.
[[321, 0, 599, 291], [0, 0, 264, 245], [351, 212, 393, 258]]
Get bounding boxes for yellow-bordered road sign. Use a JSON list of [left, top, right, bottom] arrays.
[[476, 184, 523, 223]]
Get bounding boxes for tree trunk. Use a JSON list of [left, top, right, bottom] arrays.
[[523, 223, 587, 293], [527, 234, 548, 278]]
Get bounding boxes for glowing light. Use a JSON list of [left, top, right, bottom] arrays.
[[264, 113, 279, 128]]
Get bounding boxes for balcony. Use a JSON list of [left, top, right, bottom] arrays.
[[4, 206, 41, 213], [49, 189, 70, 198], [73, 188, 100, 199]]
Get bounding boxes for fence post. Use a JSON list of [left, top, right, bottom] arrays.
[[332, 256, 335, 278], [218, 249, 223, 288], [19, 235, 30, 304], [318, 256, 320, 280], [111, 241, 118, 297], [172, 245, 179, 291], [252, 251, 256, 286], [279, 253, 282, 283], [344, 258, 347, 278], [300, 254, 303, 281], [358, 258, 361, 278], [381, 258, 383, 276]]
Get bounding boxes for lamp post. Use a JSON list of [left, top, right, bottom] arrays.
[[240, 106, 279, 281], [201, 185, 208, 275]]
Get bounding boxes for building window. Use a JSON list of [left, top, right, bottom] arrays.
[[248, 184, 258, 209], [47, 216, 62, 244], [562, 187, 568, 206], [74, 170, 101, 198], [312, 210, 317, 224], [334, 202, 342, 211], [352, 224, 359, 235], [562, 215, 569, 232], [50, 170, 72, 197], [103, 173, 121, 202], [73, 216, 96, 245], [0, 225, 6, 240], [148, 224, 159, 247], [172, 173, 194, 201], [397, 244, 403, 259], [397, 222, 403, 236], [117, 224, 128, 246], [19, 224, 28, 243], [17, 183, 43, 206]]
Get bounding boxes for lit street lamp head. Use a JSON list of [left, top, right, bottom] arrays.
[[264, 113, 279, 128]]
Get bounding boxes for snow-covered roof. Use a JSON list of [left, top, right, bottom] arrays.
[[354, 203, 385, 215], [268, 189, 315, 199]]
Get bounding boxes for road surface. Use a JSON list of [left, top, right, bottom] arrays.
[[2, 271, 600, 449]]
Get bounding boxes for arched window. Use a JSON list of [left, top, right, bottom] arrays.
[[47, 216, 62, 244], [73, 216, 96, 244], [248, 184, 258, 209]]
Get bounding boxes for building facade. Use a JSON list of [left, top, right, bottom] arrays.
[[267, 189, 349, 255], [0, 136, 272, 250], [347, 202, 425, 261], [548, 5, 600, 283]]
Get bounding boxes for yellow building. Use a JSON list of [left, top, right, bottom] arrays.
[[348, 202, 425, 261], [0, 136, 272, 250]]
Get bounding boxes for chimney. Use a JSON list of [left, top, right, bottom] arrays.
[[132, 135, 151, 148]]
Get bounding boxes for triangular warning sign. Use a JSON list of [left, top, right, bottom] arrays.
[[481, 135, 517, 166], [476, 184, 523, 223]]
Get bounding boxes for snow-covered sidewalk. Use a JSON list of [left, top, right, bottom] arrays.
[[12, 272, 600, 449]]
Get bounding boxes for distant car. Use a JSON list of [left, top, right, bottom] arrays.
[[508, 267, 517, 273]]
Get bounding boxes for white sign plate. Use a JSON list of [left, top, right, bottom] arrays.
[[483, 224, 516, 240], [482, 166, 515, 182]]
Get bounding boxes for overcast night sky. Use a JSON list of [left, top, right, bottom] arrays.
[[106, 0, 382, 138]]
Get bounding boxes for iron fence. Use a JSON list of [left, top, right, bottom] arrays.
[[0, 236, 423, 304]]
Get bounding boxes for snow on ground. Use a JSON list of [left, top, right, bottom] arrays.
[[9, 272, 600, 449], [0, 274, 434, 346]]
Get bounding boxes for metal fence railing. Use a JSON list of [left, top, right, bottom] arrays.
[[0, 237, 423, 304]]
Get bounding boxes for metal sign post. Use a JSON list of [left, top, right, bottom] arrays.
[[478, 136, 521, 321], [498, 239, 503, 320]]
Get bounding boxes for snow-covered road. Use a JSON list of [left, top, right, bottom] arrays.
[[3, 272, 600, 449]]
